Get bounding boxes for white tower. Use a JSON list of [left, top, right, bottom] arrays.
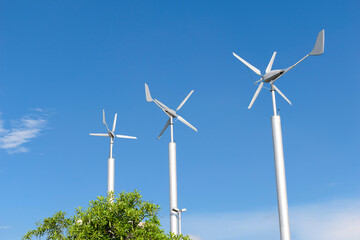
[[233, 30, 325, 240], [90, 110, 137, 200], [145, 83, 197, 235]]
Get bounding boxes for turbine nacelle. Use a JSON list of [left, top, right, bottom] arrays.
[[263, 69, 285, 83], [163, 108, 177, 118], [233, 29, 325, 109], [108, 131, 115, 139]]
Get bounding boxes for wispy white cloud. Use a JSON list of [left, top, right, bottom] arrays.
[[185, 210, 278, 240], [184, 198, 360, 240], [0, 226, 11, 229], [291, 199, 360, 240], [0, 118, 6, 134], [188, 235, 202, 240], [0, 110, 49, 153]]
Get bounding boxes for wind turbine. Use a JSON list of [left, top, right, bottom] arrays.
[[145, 83, 197, 235], [89, 110, 137, 199], [233, 30, 325, 110], [233, 30, 325, 240]]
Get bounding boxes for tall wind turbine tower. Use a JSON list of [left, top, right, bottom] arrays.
[[145, 83, 197, 235], [233, 30, 325, 240], [90, 110, 137, 199]]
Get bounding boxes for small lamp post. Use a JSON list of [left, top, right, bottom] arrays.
[[172, 207, 187, 235]]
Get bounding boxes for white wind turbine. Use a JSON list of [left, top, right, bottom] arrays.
[[145, 83, 197, 235], [89, 110, 137, 199], [233, 30, 325, 110], [233, 30, 325, 240]]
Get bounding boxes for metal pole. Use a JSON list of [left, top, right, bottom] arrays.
[[271, 84, 277, 116], [108, 158, 115, 193], [178, 211, 182, 235], [170, 117, 174, 143], [169, 117, 178, 234], [108, 138, 115, 202], [271, 87, 291, 240]]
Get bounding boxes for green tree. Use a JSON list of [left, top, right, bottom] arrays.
[[23, 190, 190, 240]]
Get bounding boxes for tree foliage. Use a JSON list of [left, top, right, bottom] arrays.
[[23, 191, 190, 240]]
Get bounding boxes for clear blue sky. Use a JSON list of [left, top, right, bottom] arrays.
[[0, 1, 359, 239]]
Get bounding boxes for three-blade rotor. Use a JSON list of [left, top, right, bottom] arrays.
[[90, 109, 137, 140], [233, 30, 325, 109], [145, 83, 197, 139]]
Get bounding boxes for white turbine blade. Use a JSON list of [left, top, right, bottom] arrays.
[[112, 113, 117, 132], [177, 115, 197, 132], [310, 29, 325, 56], [254, 78, 263, 84], [103, 109, 110, 132], [89, 133, 109, 137], [232, 52, 262, 76], [272, 84, 292, 105], [266, 52, 277, 73], [145, 83, 153, 102], [116, 134, 137, 139], [157, 118, 171, 139], [103, 109, 106, 124], [248, 81, 264, 109], [176, 90, 194, 111]]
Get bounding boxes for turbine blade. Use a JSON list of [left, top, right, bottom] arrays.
[[248, 82, 264, 109], [177, 115, 197, 132], [176, 90, 194, 111], [89, 133, 109, 137], [145, 83, 153, 102], [310, 30, 325, 56], [254, 78, 263, 84], [112, 113, 117, 132], [266, 52, 277, 73], [103, 109, 106, 125], [272, 84, 292, 105], [232, 52, 262, 76], [157, 118, 171, 139], [103, 109, 110, 132], [116, 135, 137, 140]]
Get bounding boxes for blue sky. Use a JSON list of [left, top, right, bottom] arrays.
[[0, 1, 359, 239]]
